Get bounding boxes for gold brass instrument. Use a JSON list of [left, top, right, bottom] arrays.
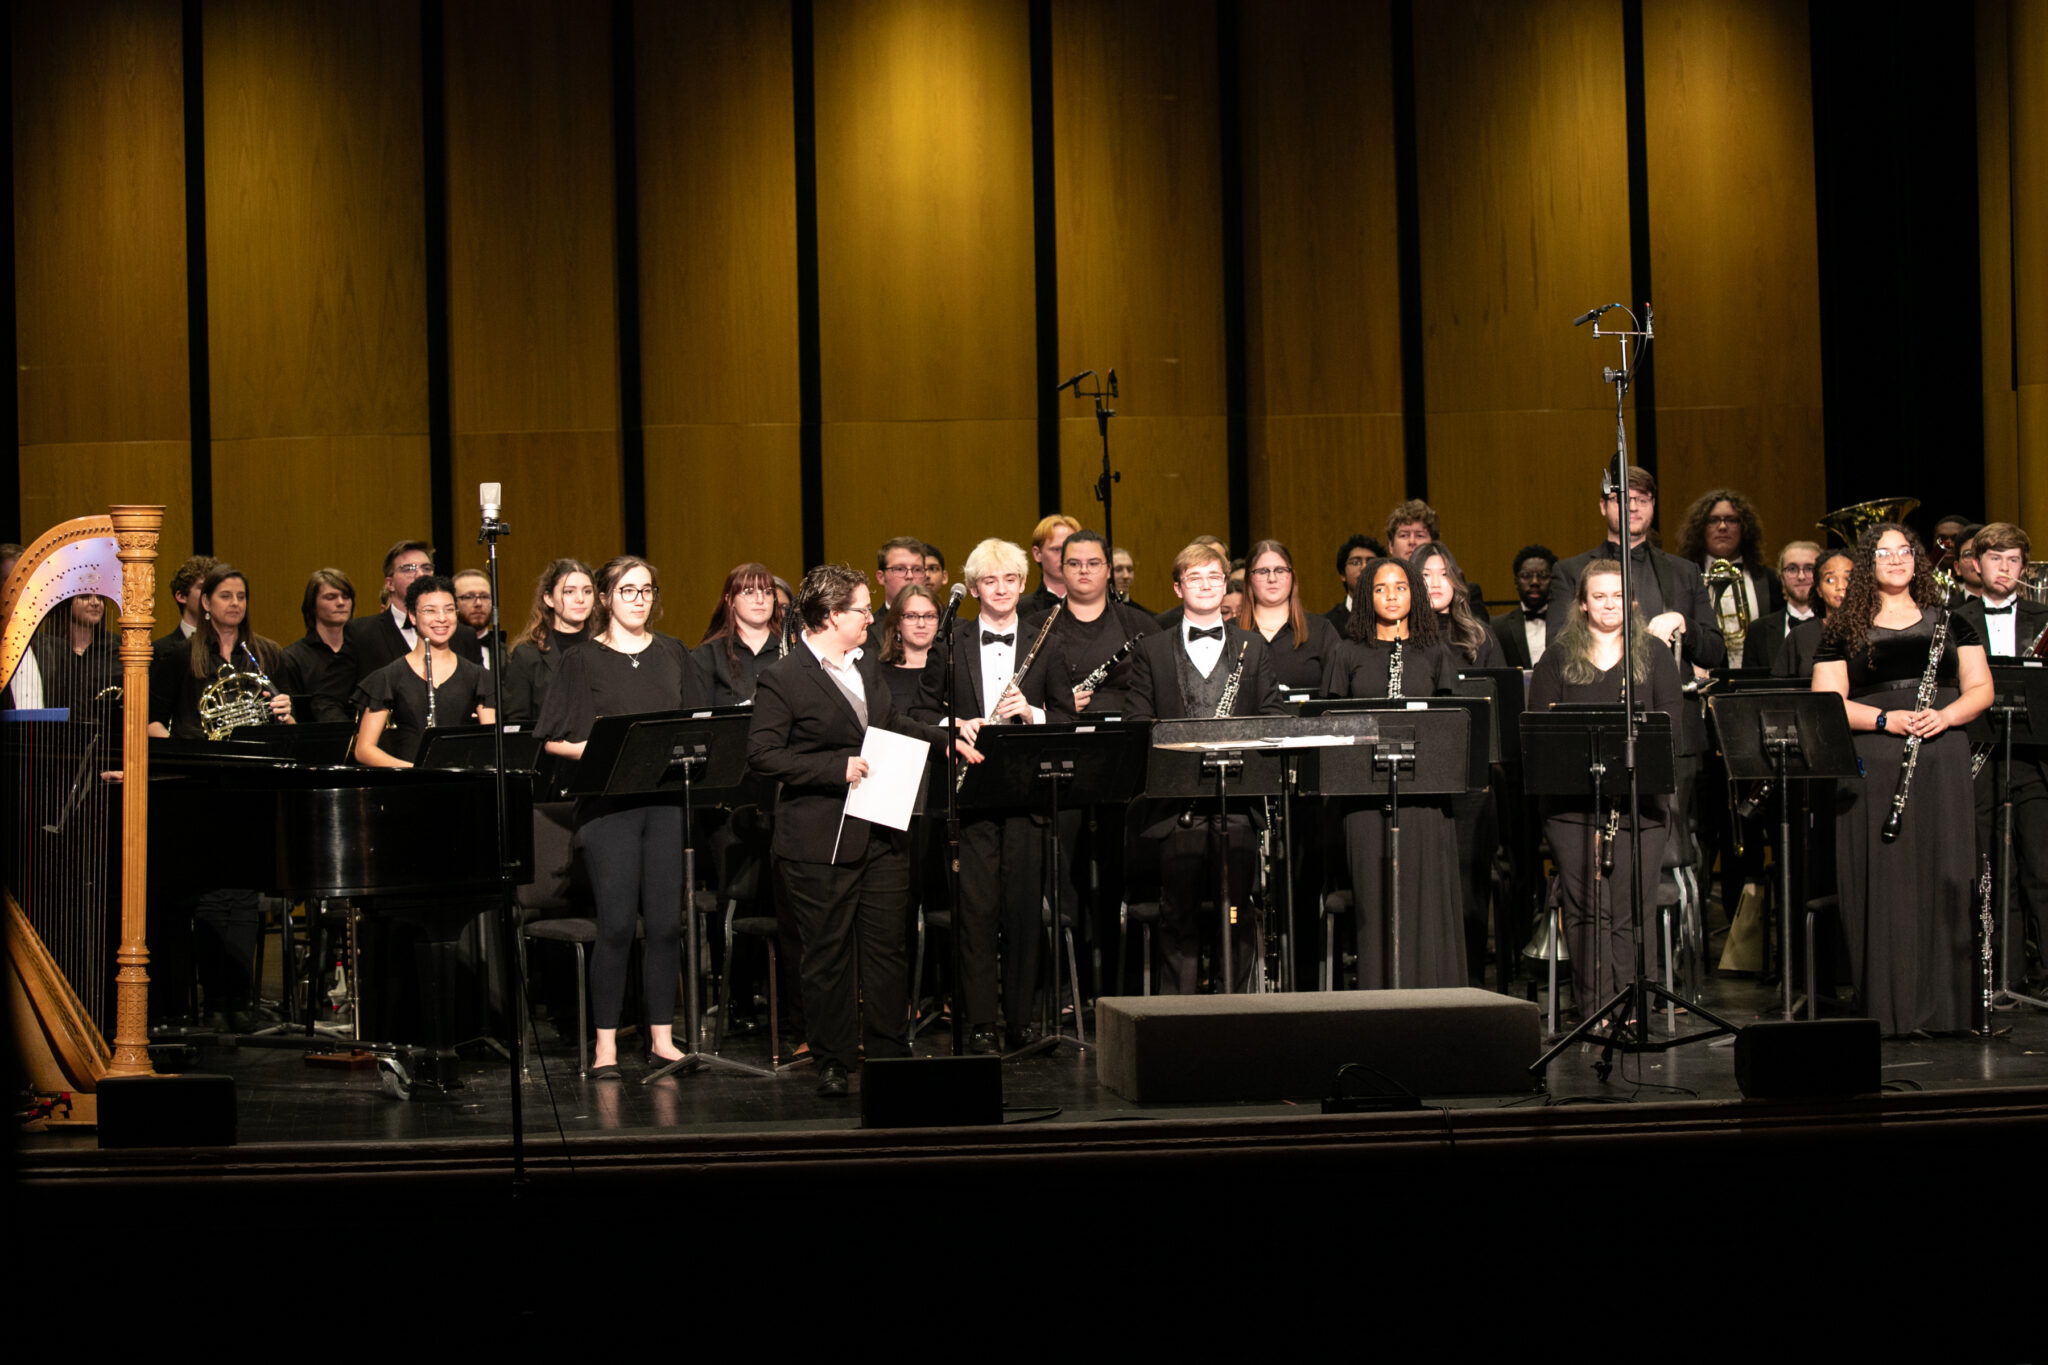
[[1706, 558, 1751, 630], [2021, 561, 2048, 608], [197, 643, 280, 740], [1817, 496, 1920, 547]]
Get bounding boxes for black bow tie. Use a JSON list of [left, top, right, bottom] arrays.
[[1187, 626, 1225, 642], [1984, 604, 2014, 616], [1522, 608, 1545, 622], [981, 631, 1014, 646]]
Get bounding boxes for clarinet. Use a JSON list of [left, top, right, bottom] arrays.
[[1880, 608, 1950, 843], [1177, 641, 1249, 828], [1075, 630, 1146, 696], [1386, 639, 1404, 699]]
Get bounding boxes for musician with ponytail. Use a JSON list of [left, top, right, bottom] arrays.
[[1812, 523, 1991, 1035]]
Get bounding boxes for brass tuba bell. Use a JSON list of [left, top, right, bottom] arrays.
[[1816, 496, 1920, 547]]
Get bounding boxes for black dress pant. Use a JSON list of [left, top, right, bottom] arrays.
[[192, 888, 260, 1013], [1153, 815, 1257, 994], [778, 832, 912, 1070], [578, 804, 684, 1031], [956, 812, 1043, 1031], [1974, 754, 2048, 985], [1547, 812, 1664, 1014]]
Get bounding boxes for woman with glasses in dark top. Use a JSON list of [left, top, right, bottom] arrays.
[[534, 556, 709, 1078], [1241, 539, 1341, 695], [879, 583, 944, 713], [694, 561, 790, 706]]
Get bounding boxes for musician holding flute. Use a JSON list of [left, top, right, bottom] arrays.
[[911, 539, 1056, 1053], [1812, 523, 1992, 1037]]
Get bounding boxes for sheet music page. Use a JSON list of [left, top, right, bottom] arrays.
[[842, 725, 931, 832]]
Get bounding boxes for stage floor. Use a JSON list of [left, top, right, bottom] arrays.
[[23, 968, 2048, 1153]]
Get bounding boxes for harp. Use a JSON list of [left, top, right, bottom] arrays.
[[4, 507, 163, 1123]]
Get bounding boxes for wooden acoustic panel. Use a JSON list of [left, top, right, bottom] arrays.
[[813, 0, 1036, 424], [643, 425, 805, 629], [2011, 0, 2048, 536], [209, 435, 431, 617], [822, 421, 1039, 584], [1053, 0, 1226, 421], [1058, 415, 1229, 612], [1250, 415, 1408, 600], [1643, 0, 1824, 557], [444, 0, 617, 438], [1427, 409, 1639, 591], [636, 0, 798, 428], [1236, 0, 1405, 579], [1977, 0, 2017, 519], [1412, 0, 1631, 583], [12, 0, 190, 447], [16, 442, 193, 630], [451, 433, 623, 604], [203, 0, 427, 440]]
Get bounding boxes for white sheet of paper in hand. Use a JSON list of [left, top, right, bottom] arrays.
[[842, 725, 931, 833]]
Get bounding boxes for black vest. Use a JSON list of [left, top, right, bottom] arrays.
[[1175, 641, 1230, 717]]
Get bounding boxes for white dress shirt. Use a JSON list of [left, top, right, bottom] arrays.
[[1981, 594, 2019, 657], [1183, 621, 1225, 677]]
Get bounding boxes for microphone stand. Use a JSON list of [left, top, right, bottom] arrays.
[[1533, 303, 1741, 1081], [937, 589, 967, 1055], [478, 501, 524, 1187], [1063, 369, 1122, 598]]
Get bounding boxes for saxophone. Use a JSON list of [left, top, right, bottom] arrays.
[[1880, 609, 1950, 843]]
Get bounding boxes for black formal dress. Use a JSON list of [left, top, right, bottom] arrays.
[[1322, 637, 1467, 989], [500, 628, 587, 725], [1253, 613, 1342, 695], [347, 605, 484, 677], [910, 620, 1055, 1040], [749, 642, 950, 1072], [1125, 624, 1286, 993], [278, 629, 359, 724], [353, 653, 495, 765], [1526, 645, 1682, 1014], [1815, 609, 1981, 1035], [533, 635, 703, 1033], [1439, 614, 1506, 982]]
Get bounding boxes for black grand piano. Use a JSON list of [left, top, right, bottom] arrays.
[[148, 730, 534, 1091]]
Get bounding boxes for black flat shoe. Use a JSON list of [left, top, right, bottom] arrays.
[[590, 1062, 623, 1080], [816, 1061, 849, 1097]]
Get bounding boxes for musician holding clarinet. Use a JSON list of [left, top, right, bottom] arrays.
[[1812, 523, 1992, 1037], [911, 539, 1056, 1054]]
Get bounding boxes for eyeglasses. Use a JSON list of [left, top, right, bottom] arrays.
[[735, 587, 775, 601], [414, 606, 458, 620], [1705, 515, 1743, 528], [612, 584, 659, 602], [1872, 548, 1916, 562], [899, 612, 939, 624], [392, 562, 432, 578], [1065, 558, 1108, 572], [1780, 565, 1816, 577], [1181, 573, 1228, 588], [1249, 566, 1292, 580], [456, 591, 490, 603], [837, 604, 875, 620]]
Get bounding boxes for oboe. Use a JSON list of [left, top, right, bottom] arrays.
[[1880, 608, 1950, 843], [1976, 854, 1995, 1031], [1386, 639, 1403, 699], [1177, 641, 1249, 827]]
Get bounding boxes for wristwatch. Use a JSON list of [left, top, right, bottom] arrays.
[[1875, 711, 1889, 732]]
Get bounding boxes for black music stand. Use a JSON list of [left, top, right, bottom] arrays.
[[1710, 689, 1857, 1022], [1147, 717, 1296, 994], [1299, 703, 1474, 990], [222, 720, 356, 763], [1980, 664, 2048, 1015], [564, 708, 771, 1081], [1522, 708, 1738, 1077], [415, 725, 540, 773], [960, 722, 1148, 1054]]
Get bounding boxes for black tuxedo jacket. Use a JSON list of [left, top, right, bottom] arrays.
[[748, 645, 943, 866], [1491, 607, 1544, 669], [909, 618, 1054, 725], [1124, 623, 1287, 720], [1956, 596, 2048, 661], [346, 609, 483, 677], [1742, 610, 1816, 673]]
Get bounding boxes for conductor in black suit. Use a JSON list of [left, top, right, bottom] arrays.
[[1125, 541, 1287, 993], [748, 563, 985, 1096], [346, 540, 484, 675]]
